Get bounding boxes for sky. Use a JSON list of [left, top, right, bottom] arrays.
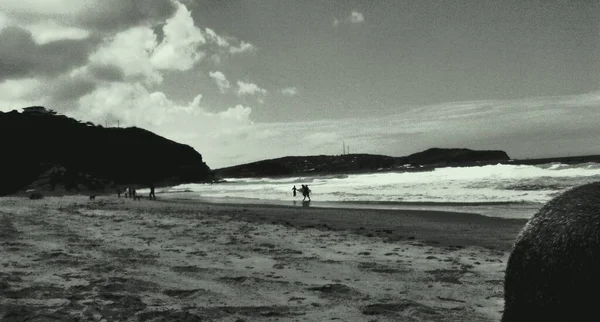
[[0, 0, 599, 168]]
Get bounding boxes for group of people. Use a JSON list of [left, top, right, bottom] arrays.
[[117, 184, 156, 200], [292, 184, 311, 201]]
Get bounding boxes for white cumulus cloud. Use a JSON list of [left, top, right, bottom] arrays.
[[350, 11, 365, 23], [229, 41, 255, 54], [237, 81, 267, 96], [88, 2, 207, 85], [89, 27, 162, 84], [150, 1, 206, 71], [219, 104, 252, 122], [281, 86, 298, 96], [209, 71, 230, 93]]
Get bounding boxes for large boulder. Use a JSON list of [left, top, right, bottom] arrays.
[[502, 182, 600, 322]]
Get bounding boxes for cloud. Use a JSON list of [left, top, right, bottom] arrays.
[[19, 22, 89, 45], [0, 78, 45, 111], [205, 28, 230, 47], [229, 41, 255, 54], [219, 104, 252, 122], [0, 0, 179, 34], [89, 26, 162, 84], [77, 0, 179, 33], [281, 86, 298, 96], [0, 26, 99, 81], [0, 0, 253, 88], [0, 63, 125, 112], [149, 1, 206, 71], [350, 11, 365, 23], [209, 71, 230, 93], [0, 0, 89, 17], [203, 29, 256, 63], [237, 81, 267, 96], [87, 64, 125, 82], [333, 10, 365, 27], [75, 82, 181, 127], [89, 2, 206, 85], [0, 12, 8, 31], [47, 73, 97, 103]]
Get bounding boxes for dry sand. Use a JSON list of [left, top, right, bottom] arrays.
[[0, 195, 527, 321]]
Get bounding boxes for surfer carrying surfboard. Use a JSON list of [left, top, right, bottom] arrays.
[[301, 184, 311, 201]]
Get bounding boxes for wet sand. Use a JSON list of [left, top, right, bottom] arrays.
[[0, 195, 527, 321]]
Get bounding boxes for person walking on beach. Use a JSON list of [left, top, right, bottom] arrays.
[[292, 185, 297, 197], [305, 185, 311, 201], [149, 183, 156, 200]]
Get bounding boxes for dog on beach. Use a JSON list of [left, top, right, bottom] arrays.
[[89, 195, 96, 200], [502, 181, 600, 322]]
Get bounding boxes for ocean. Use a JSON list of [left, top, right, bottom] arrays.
[[158, 163, 600, 220]]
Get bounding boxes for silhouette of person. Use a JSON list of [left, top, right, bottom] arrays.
[[117, 188, 121, 198], [292, 185, 297, 197], [149, 183, 156, 200], [302, 185, 312, 201]]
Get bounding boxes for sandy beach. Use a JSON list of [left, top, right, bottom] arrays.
[[0, 195, 527, 321]]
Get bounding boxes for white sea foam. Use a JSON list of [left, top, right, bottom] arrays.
[[165, 163, 600, 205]]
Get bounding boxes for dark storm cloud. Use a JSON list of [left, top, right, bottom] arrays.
[[49, 76, 97, 103], [76, 0, 178, 33], [152, 23, 167, 44], [88, 64, 125, 82], [0, 27, 99, 81], [3, 0, 178, 36]]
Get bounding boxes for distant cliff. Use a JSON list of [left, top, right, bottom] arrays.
[[398, 148, 510, 166], [0, 107, 213, 196], [215, 148, 510, 178]]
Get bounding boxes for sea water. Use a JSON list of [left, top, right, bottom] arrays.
[[160, 162, 600, 219]]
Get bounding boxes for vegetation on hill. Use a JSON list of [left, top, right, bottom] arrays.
[[0, 107, 213, 196]]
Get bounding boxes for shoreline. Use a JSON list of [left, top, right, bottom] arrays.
[[157, 197, 527, 251], [157, 192, 541, 220]]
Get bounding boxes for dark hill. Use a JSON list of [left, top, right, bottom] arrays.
[[215, 148, 510, 178], [216, 154, 398, 178], [399, 148, 510, 166], [0, 107, 212, 196]]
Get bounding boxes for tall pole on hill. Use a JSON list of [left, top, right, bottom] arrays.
[[343, 141, 346, 155]]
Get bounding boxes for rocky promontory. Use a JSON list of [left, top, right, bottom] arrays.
[[0, 106, 213, 196], [215, 148, 510, 178]]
